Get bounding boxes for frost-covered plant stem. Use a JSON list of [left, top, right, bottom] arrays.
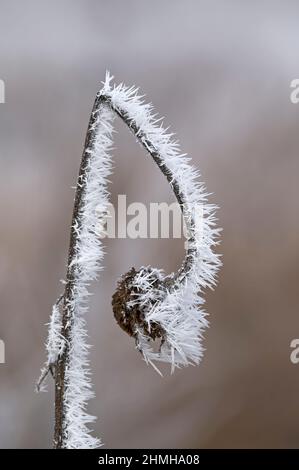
[[39, 73, 220, 449], [100, 95, 195, 280], [54, 86, 197, 446], [54, 93, 111, 448]]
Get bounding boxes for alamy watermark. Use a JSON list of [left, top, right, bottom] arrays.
[[95, 195, 204, 247], [0, 79, 5, 103], [290, 339, 299, 364], [290, 79, 299, 104], [0, 339, 5, 364]]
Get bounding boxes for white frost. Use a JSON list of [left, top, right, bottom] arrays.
[[47, 303, 65, 365], [101, 73, 221, 371], [63, 104, 114, 448], [41, 71, 221, 448]]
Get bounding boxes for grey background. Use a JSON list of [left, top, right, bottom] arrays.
[[0, 0, 299, 448]]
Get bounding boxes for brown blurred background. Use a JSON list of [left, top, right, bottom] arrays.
[[0, 0, 299, 449]]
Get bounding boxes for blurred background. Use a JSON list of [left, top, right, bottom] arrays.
[[0, 0, 299, 449]]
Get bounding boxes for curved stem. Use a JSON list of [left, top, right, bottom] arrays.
[[54, 91, 196, 447], [100, 94, 196, 283]]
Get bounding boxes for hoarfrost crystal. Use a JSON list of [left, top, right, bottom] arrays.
[[39, 72, 221, 449]]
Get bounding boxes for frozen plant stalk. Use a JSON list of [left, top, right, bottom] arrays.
[[38, 72, 221, 449]]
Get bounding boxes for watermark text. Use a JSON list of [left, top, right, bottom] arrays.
[[290, 339, 299, 364], [0, 339, 5, 364], [0, 79, 5, 103]]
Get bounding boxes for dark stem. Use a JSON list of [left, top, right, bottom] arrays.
[[53, 95, 102, 448], [100, 94, 196, 282], [53, 91, 196, 448]]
